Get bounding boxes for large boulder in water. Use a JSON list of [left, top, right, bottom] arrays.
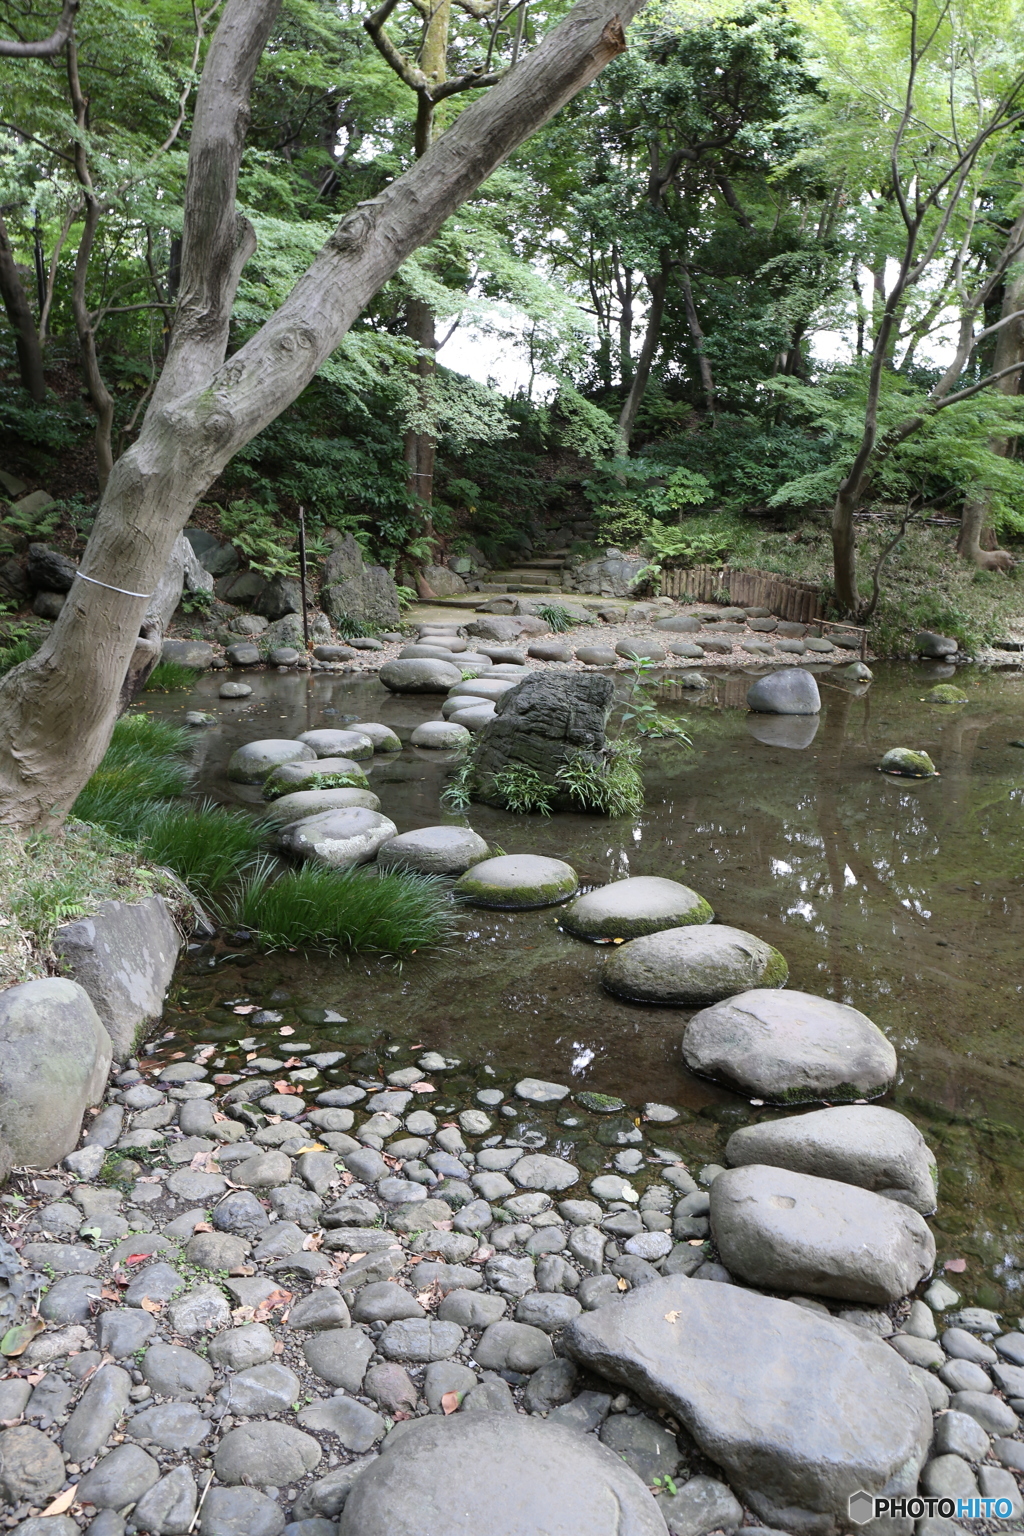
[[561, 876, 713, 942], [471, 671, 614, 810], [725, 1104, 937, 1214], [682, 988, 897, 1103], [747, 669, 820, 715], [710, 1164, 936, 1304], [563, 1275, 932, 1535], [602, 925, 787, 1006], [338, 1413, 668, 1536]]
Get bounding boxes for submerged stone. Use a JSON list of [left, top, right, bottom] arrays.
[[602, 925, 787, 1006], [263, 756, 369, 797], [746, 669, 821, 715], [561, 876, 712, 942], [924, 685, 968, 704], [379, 658, 463, 693]]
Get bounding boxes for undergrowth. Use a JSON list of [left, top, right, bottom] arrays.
[[231, 862, 455, 954], [144, 661, 200, 692]]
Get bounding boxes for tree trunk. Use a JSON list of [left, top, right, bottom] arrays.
[[0, 214, 47, 401], [616, 256, 668, 453], [404, 295, 438, 504], [0, 0, 640, 832], [832, 482, 860, 615], [680, 265, 714, 417]]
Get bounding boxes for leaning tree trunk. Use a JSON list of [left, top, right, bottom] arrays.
[[0, 214, 46, 402], [616, 256, 668, 453], [0, 0, 643, 831]]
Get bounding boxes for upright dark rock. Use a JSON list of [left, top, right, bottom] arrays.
[[320, 533, 400, 630], [471, 672, 614, 808]]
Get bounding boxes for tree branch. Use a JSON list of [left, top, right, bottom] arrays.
[[0, 0, 78, 56]]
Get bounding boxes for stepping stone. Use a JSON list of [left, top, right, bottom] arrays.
[[602, 926, 787, 1006], [263, 756, 369, 797], [449, 704, 496, 731], [278, 808, 398, 869], [263, 787, 381, 823], [668, 644, 704, 660], [529, 642, 572, 662], [227, 739, 315, 783], [378, 826, 489, 876], [805, 637, 835, 654], [576, 646, 618, 666], [268, 647, 300, 666], [561, 876, 712, 942], [564, 1275, 932, 1532], [508, 1154, 580, 1192], [742, 641, 774, 655], [725, 1105, 937, 1214], [682, 988, 897, 1102], [219, 681, 252, 699], [410, 720, 471, 749], [746, 715, 819, 750], [442, 694, 489, 718], [448, 677, 517, 701], [746, 669, 820, 715], [297, 728, 374, 759], [379, 658, 463, 693], [313, 644, 356, 662], [337, 1414, 667, 1536], [353, 722, 402, 752], [402, 644, 472, 661], [776, 639, 806, 654], [477, 646, 527, 664], [615, 639, 666, 662], [697, 638, 733, 654], [455, 855, 578, 909], [710, 1164, 936, 1304], [653, 616, 702, 632]]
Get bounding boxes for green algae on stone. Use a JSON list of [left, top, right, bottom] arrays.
[[602, 925, 789, 1007], [923, 685, 969, 704], [879, 748, 938, 778], [454, 854, 578, 910], [575, 1092, 627, 1114], [560, 876, 713, 943]]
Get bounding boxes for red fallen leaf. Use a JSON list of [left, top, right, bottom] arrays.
[[432, 1220, 453, 1232], [273, 1341, 285, 1355], [469, 1246, 494, 1264], [282, 1057, 302, 1068], [246, 1052, 257, 1060], [302, 1233, 323, 1252], [193, 1222, 214, 1234], [101, 1289, 120, 1302], [273, 1081, 299, 1094], [125, 1254, 150, 1265], [339, 1171, 354, 1187], [440, 1391, 462, 1415], [945, 1257, 967, 1272], [212, 1075, 236, 1086], [139, 1297, 163, 1315], [170, 1051, 186, 1059]]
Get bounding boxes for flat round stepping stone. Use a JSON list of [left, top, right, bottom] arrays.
[[682, 987, 897, 1102], [410, 720, 471, 749], [575, 1091, 626, 1113], [263, 757, 368, 798], [278, 808, 398, 869], [745, 714, 819, 750], [615, 639, 666, 662], [669, 644, 704, 660], [710, 1164, 935, 1305], [313, 644, 356, 662], [602, 925, 787, 1006], [575, 646, 618, 666], [742, 641, 774, 656], [724, 1104, 938, 1214], [455, 855, 578, 909], [880, 748, 937, 777], [401, 644, 471, 661], [379, 658, 462, 694], [697, 637, 733, 654], [449, 705, 496, 731], [508, 1154, 579, 1191], [561, 876, 712, 943], [478, 646, 527, 664], [353, 722, 402, 753], [225, 642, 261, 666], [488, 665, 531, 679], [529, 641, 572, 662], [227, 739, 314, 783], [515, 1077, 569, 1103], [263, 787, 381, 823], [777, 639, 806, 654], [805, 637, 835, 653], [218, 682, 252, 699], [338, 1413, 666, 1536], [269, 647, 300, 666], [441, 694, 489, 718], [297, 729, 374, 759], [746, 669, 820, 715], [654, 615, 702, 632], [748, 617, 778, 631], [448, 677, 516, 700], [378, 826, 488, 876]]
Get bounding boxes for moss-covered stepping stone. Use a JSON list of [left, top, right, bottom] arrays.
[[227, 739, 314, 783], [923, 685, 968, 704], [879, 748, 937, 777], [602, 925, 788, 1006], [262, 787, 381, 823], [560, 876, 712, 943], [455, 855, 578, 909], [297, 728, 374, 759], [575, 1092, 627, 1114], [263, 757, 368, 798]]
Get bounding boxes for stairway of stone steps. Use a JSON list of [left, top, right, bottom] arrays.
[[485, 550, 570, 593]]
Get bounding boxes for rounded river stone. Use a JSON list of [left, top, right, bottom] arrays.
[[682, 988, 897, 1102], [880, 747, 938, 778], [297, 728, 374, 759], [447, 677, 516, 701], [263, 787, 381, 823], [379, 658, 463, 693], [377, 825, 489, 876], [746, 669, 821, 715], [448, 704, 495, 731], [602, 925, 787, 1006], [455, 854, 578, 910], [263, 757, 369, 797], [410, 720, 472, 750], [227, 739, 315, 783], [561, 876, 713, 942], [338, 1413, 667, 1536], [354, 722, 403, 753], [214, 1423, 321, 1486], [278, 807, 398, 869]]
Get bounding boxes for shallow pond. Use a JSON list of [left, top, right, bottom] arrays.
[[146, 659, 1024, 1315]]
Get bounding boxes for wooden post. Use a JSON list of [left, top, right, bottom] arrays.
[[298, 504, 310, 651]]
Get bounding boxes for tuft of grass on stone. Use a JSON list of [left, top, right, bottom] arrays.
[[538, 603, 576, 633], [144, 660, 200, 692], [491, 763, 553, 816], [232, 862, 456, 955], [137, 800, 267, 900], [555, 742, 644, 817]]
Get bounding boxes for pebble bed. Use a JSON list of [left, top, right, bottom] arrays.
[[2, 1011, 1023, 1536]]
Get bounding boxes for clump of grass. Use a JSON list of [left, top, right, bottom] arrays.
[[0, 634, 41, 677], [144, 660, 200, 692], [138, 800, 266, 901], [0, 820, 171, 987], [555, 742, 644, 816], [441, 761, 474, 813], [538, 603, 576, 632], [491, 763, 553, 815], [232, 862, 455, 954]]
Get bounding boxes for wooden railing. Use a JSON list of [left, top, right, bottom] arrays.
[[660, 564, 823, 622]]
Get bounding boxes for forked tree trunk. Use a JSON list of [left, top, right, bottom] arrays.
[[616, 256, 668, 453], [0, 0, 642, 831]]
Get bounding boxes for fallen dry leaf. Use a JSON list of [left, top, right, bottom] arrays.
[[124, 1254, 150, 1265], [282, 1057, 302, 1068], [233, 1005, 256, 1015], [279, 1025, 295, 1035], [273, 1081, 299, 1094], [339, 1171, 354, 1187], [687, 1239, 704, 1247], [432, 1220, 453, 1232], [302, 1233, 324, 1252], [231, 1306, 256, 1324], [440, 1391, 462, 1415], [140, 1298, 163, 1315], [212, 1075, 236, 1087], [469, 1246, 494, 1264], [411, 1082, 435, 1093], [945, 1257, 967, 1272], [100, 1289, 119, 1303], [137, 1175, 162, 1184], [273, 1341, 285, 1355], [193, 1222, 214, 1234], [228, 1265, 256, 1278], [171, 1051, 186, 1058], [617, 1278, 629, 1291], [40, 1486, 78, 1518], [393, 1410, 412, 1421], [246, 1052, 257, 1060], [664, 1311, 681, 1324]]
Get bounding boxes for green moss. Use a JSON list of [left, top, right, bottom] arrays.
[[923, 684, 969, 704], [576, 1092, 627, 1113], [879, 747, 938, 777], [759, 946, 790, 989]]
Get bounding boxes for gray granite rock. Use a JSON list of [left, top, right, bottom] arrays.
[[747, 669, 821, 715], [337, 1413, 668, 1535], [303, 1328, 374, 1390], [97, 1306, 156, 1357], [216, 1362, 301, 1415], [132, 1466, 197, 1535], [214, 1423, 321, 1485], [62, 1363, 130, 1461], [0, 1425, 66, 1504], [53, 898, 180, 1058], [141, 1342, 214, 1399], [682, 988, 897, 1102], [604, 927, 787, 1006], [474, 1320, 553, 1372], [77, 1443, 160, 1508], [599, 1412, 681, 1483], [724, 1105, 937, 1214], [564, 1275, 932, 1533], [562, 877, 712, 942], [0, 977, 111, 1165], [378, 825, 489, 876], [278, 808, 398, 870], [200, 1488, 286, 1536], [297, 1396, 385, 1452], [208, 1323, 276, 1370], [657, 1475, 744, 1536], [378, 1318, 464, 1362], [129, 1401, 210, 1449]]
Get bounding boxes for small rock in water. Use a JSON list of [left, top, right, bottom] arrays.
[[185, 710, 215, 726], [879, 747, 938, 777], [219, 681, 252, 699], [924, 684, 968, 703]]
